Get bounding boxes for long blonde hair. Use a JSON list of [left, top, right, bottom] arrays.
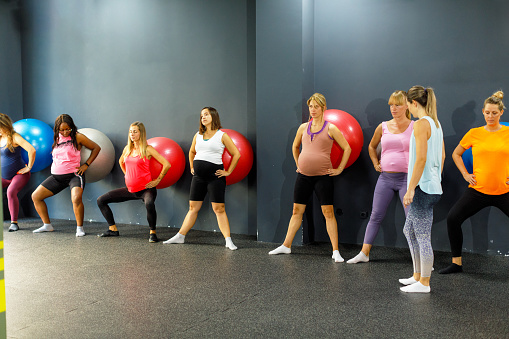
[[125, 121, 148, 160], [407, 86, 439, 128], [0, 113, 16, 152]]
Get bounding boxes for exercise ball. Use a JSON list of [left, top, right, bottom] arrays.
[[147, 137, 185, 189], [12, 119, 53, 172], [78, 128, 115, 183], [324, 109, 364, 169], [462, 122, 509, 174], [461, 148, 473, 174], [221, 129, 253, 185]]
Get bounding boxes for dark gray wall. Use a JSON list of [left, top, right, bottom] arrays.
[[19, 0, 256, 235], [256, 0, 307, 244], [0, 0, 23, 121], [311, 0, 509, 254], [5, 0, 509, 255]]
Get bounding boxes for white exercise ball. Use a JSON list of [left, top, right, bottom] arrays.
[[78, 128, 115, 183]]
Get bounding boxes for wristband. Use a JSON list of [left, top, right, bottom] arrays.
[[84, 162, 90, 167]]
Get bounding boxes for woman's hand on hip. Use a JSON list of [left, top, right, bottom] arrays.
[[215, 169, 230, 178], [463, 173, 476, 186]]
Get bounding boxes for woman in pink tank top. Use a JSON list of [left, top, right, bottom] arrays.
[[347, 91, 414, 264], [269, 93, 351, 262], [32, 114, 101, 236], [97, 122, 170, 243]]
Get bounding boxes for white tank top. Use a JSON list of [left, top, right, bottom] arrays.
[[194, 130, 225, 165]]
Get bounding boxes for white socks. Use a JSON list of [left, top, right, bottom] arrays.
[[332, 250, 344, 263], [398, 276, 418, 285], [225, 237, 237, 250], [33, 224, 54, 233], [163, 233, 185, 244], [268, 245, 291, 255], [400, 281, 430, 293], [76, 226, 85, 237], [347, 251, 369, 264]]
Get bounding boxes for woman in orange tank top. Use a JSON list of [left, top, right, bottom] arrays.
[[269, 93, 351, 262]]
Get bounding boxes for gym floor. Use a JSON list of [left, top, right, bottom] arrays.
[[4, 218, 509, 338]]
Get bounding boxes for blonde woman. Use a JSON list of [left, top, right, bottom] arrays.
[[269, 93, 351, 261], [0, 113, 36, 231], [97, 122, 170, 242], [440, 91, 509, 274], [348, 91, 413, 263]]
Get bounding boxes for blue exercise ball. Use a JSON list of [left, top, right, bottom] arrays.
[[461, 121, 509, 174], [13, 119, 54, 172]]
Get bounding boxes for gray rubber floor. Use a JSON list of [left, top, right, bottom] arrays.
[[4, 218, 509, 338]]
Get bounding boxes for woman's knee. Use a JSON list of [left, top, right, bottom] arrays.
[[189, 201, 202, 213], [321, 206, 335, 219], [6, 188, 18, 200], [31, 189, 43, 202], [292, 204, 306, 216], [71, 195, 83, 205], [96, 194, 109, 208], [212, 203, 225, 214]]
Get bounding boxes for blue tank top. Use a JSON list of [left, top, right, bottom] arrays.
[[1, 146, 26, 180], [408, 116, 443, 195]]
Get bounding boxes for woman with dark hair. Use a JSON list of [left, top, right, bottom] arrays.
[[268, 93, 351, 261], [164, 107, 241, 249], [348, 91, 413, 263], [0, 113, 36, 232], [97, 121, 170, 242], [32, 114, 101, 236], [399, 86, 445, 293], [439, 91, 509, 274]]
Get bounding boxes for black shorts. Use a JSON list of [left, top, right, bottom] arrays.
[[189, 160, 226, 203], [41, 173, 85, 195], [293, 173, 334, 205]]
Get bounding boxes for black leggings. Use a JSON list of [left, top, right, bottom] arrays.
[[97, 187, 158, 230], [447, 188, 509, 257]]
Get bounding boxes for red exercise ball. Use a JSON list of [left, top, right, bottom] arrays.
[[324, 109, 363, 169], [221, 129, 254, 185], [147, 137, 186, 189]]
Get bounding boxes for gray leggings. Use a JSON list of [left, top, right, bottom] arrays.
[[403, 186, 441, 277]]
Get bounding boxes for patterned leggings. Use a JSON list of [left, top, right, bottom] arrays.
[[403, 186, 441, 278]]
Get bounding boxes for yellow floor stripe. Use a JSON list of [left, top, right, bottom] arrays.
[[0, 279, 4, 313]]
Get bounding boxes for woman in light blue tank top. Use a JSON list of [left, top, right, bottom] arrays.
[[399, 86, 445, 293]]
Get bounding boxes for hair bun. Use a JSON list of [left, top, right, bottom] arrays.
[[492, 90, 504, 100]]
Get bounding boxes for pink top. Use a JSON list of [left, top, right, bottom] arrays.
[[51, 135, 81, 175], [380, 120, 414, 173], [124, 154, 152, 193], [298, 121, 333, 176]]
